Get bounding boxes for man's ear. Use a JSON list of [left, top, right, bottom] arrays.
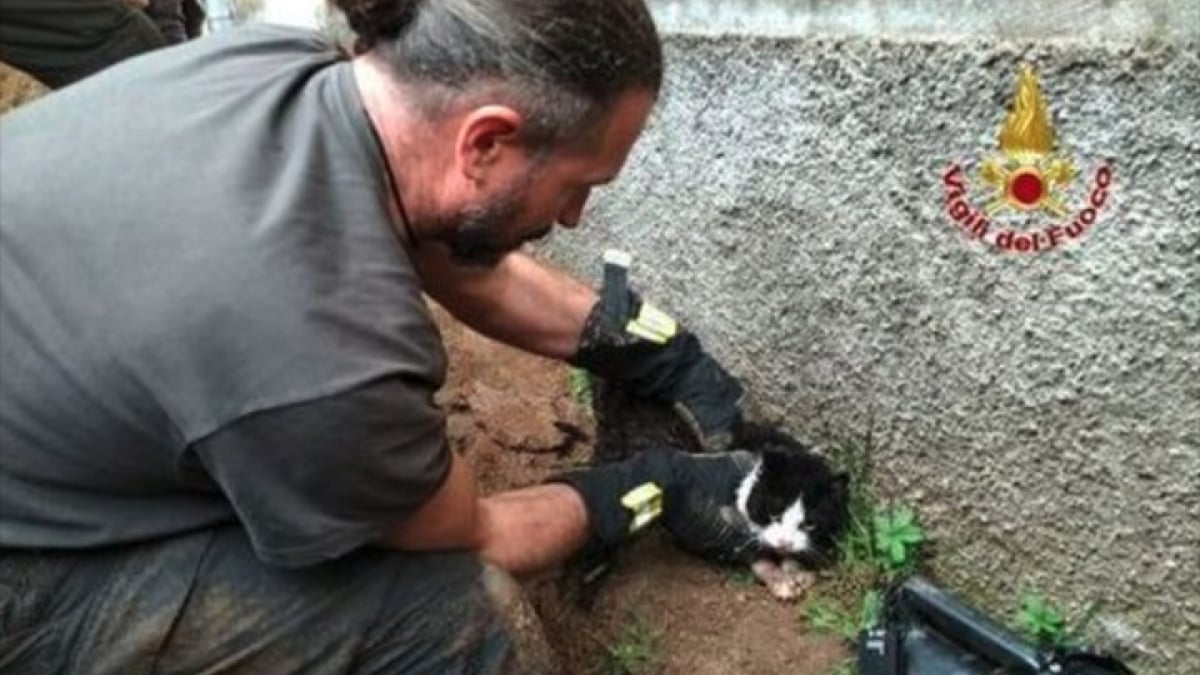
[[456, 105, 524, 182]]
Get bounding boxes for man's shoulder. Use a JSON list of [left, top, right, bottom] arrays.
[[197, 23, 342, 62], [0, 22, 345, 135]]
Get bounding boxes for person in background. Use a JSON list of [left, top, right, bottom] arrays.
[[142, 0, 206, 45], [0, 0, 203, 89]]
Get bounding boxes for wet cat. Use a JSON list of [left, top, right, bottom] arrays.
[[590, 382, 849, 600], [728, 423, 850, 599]]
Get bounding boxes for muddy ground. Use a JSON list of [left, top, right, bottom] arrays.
[[434, 304, 848, 675]]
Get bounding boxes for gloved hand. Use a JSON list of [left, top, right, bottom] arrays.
[[550, 448, 759, 564], [569, 286, 745, 451]]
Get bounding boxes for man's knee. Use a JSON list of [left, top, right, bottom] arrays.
[[479, 563, 558, 675], [0, 532, 560, 675], [359, 554, 558, 675]]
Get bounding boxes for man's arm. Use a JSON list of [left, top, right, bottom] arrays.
[[381, 451, 590, 575], [413, 243, 596, 360], [415, 240, 746, 450]]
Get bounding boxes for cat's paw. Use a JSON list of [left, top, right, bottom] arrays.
[[767, 578, 800, 602], [752, 558, 810, 602], [766, 573, 816, 602], [781, 560, 817, 594]]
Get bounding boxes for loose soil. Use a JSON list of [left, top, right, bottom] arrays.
[[434, 304, 848, 675], [0, 62, 47, 113]]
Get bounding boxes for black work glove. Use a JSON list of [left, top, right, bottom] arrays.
[[569, 287, 745, 451], [550, 448, 759, 564]]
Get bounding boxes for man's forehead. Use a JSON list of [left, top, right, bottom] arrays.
[[560, 89, 656, 175]]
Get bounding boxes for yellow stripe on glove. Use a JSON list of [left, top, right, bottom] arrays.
[[621, 482, 664, 533], [624, 302, 678, 344]]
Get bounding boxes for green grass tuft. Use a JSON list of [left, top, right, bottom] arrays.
[[595, 611, 659, 675], [567, 367, 595, 411], [803, 432, 927, 644]]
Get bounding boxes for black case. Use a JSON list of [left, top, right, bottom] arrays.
[[856, 576, 1134, 675]]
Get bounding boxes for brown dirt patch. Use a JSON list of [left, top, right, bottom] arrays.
[[433, 303, 848, 675], [0, 62, 48, 115]]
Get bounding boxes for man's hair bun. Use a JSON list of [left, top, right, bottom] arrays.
[[330, 0, 421, 50], [328, 0, 663, 146]]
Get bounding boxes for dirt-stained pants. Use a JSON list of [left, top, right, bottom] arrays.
[[0, 525, 557, 674]]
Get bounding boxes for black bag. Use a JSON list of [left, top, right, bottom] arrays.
[[857, 576, 1134, 675]]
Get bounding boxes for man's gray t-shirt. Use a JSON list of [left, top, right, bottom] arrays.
[[0, 25, 451, 567]]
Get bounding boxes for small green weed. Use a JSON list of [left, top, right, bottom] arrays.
[[1015, 591, 1104, 649], [808, 502, 922, 639], [804, 597, 860, 641], [567, 367, 594, 411], [596, 612, 659, 675], [828, 432, 875, 529], [805, 432, 926, 644], [859, 588, 884, 629], [873, 504, 924, 577], [1017, 592, 1067, 646], [804, 588, 883, 642]]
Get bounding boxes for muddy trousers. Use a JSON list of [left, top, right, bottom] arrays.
[[0, 526, 557, 675]]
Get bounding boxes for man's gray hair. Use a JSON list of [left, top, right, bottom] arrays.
[[331, 0, 663, 145]]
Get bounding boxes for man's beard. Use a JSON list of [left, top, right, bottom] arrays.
[[440, 175, 549, 267]]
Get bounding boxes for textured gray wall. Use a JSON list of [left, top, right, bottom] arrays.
[[541, 4, 1199, 672], [650, 0, 1197, 42]]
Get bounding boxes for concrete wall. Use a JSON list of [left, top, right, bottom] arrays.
[[650, 0, 1197, 42], [542, 2, 1199, 672]]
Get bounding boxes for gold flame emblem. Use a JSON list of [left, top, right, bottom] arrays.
[[980, 65, 1076, 216]]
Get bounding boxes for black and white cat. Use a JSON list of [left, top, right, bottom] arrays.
[[728, 423, 850, 600], [591, 384, 849, 601]]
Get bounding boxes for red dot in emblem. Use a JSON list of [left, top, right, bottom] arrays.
[[1010, 172, 1044, 206]]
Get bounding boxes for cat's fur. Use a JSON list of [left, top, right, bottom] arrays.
[[589, 381, 849, 600], [731, 423, 849, 564], [728, 423, 850, 599]]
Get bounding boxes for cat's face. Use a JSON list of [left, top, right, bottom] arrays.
[[735, 449, 849, 558]]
